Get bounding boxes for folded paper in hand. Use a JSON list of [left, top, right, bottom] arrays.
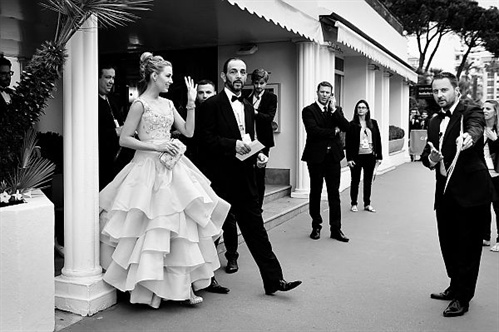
[[159, 139, 186, 170], [236, 140, 265, 161]]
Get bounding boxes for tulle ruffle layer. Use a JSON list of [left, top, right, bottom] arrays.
[[99, 151, 230, 307]]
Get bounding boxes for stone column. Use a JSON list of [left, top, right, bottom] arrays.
[[54, 17, 116, 316], [292, 42, 336, 199]]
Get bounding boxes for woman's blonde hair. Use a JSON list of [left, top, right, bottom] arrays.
[[138, 52, 171, 93]]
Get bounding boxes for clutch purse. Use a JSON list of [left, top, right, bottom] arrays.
[[158, 139, 186, 170]]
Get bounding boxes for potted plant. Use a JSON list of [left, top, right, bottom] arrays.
[[388, 125, 405, 153]]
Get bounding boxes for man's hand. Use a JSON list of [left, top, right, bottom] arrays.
[[256, 153, 268, 168], [458, 132, 473, 151], [235, 140, 251, 155], [428, 142, 443, 163], [327, 96, 337, 113]]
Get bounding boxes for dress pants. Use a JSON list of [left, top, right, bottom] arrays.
[[255, 166, 266, 208], [223, 196, 284, 291], [435, 195, 487, 304], [307, 151, 341, 232], [349, 153, 376, 206]]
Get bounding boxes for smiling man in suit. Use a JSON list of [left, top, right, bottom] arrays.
[[247, 68, 277, 209], [302, 81, 350, 242], [421, 72, 494, 317], [197, 57, 301, 295]]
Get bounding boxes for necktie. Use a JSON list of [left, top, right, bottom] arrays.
[[231, 95, 244, 103], [323, 106, 330, 120]]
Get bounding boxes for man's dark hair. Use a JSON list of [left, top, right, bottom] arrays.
[[0, 54, 12, 67], [222, 57, 244, 74], [98, 63, 116, 78], [251, 69, 269, 83], [432, 72, 458, 89], [197, 79, 215, 89], [317, 81, 333, 91]]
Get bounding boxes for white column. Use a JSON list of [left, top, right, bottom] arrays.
[[380, 73, 391, 161], [54, 17, 116, 316], [293, 41, 317, 198], [292, 42, 336, 199]]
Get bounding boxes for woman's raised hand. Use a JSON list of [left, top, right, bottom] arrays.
[[185, 76, 197, 105]]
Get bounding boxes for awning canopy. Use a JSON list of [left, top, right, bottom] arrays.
[[321, 15, 418, 82], [226, 0, 324, 44]]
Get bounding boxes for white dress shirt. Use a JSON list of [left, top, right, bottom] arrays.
[[225, 87, 246, 138]]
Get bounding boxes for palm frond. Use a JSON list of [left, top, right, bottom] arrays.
[[40, 0, 153, 46], [5, 128, 56, 194], [9, 158, 55, 194], [18, 128, 39, 169]]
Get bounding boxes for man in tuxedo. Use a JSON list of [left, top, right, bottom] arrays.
[[0, 54, 13, 114], [302, 81, 350, 242], [421, 72, 494, 317], [197, 57, 301, 295], [173, 79, 217, 167], [98, 64, 132, 190], [247, 68, 277, 208]]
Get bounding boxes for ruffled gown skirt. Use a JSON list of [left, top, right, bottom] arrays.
[[99, 150, 230, 308]]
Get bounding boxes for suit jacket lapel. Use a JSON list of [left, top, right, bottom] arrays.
[[220, 90, 242, 139], [313, 103, 327, 126], [244, 100, 254, 139], [443, 103, 464, 144]]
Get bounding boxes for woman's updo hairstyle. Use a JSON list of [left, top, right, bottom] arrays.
[[138, 52, 171, 93]]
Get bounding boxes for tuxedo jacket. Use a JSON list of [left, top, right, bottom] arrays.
[[98, 95, 123, 163], [345, 119, 383, 162], [98, 94, 133, 188], [421, 101, 494, 209], [247, 90, 277, 153], [301, 103, 350, 164], [0, 89, 11, 115], [197, 90, 259, 201]]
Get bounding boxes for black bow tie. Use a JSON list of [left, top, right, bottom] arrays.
[[439, 110, 452, 118], [231, 95, 245, 103]]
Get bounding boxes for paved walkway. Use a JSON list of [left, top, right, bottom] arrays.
[[59, 162, 499, 332]]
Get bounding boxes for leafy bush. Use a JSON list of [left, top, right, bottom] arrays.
[[389, 125, 405, 140]]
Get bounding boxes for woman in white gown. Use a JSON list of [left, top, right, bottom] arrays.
[[99, 52, 230, 308]]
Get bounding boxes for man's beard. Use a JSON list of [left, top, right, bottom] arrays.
[[226, 79, 244, 94]]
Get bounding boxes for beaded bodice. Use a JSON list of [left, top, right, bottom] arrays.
[[135, 97, 174, 141]]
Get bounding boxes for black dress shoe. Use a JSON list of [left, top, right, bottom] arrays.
[[204, 277, 230, 294], [430, 288, 455, 301], [443, 299, 469, 317], [310, 229, 320, 240], [330, 230, 349, 242], [265, 280, 302, 295], [225, 259, 238, 274]]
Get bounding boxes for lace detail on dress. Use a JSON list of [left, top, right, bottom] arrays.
[[134, 97, 174, 141]]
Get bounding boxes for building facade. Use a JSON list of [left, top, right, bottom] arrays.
[[1, 0, 417, 323]]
